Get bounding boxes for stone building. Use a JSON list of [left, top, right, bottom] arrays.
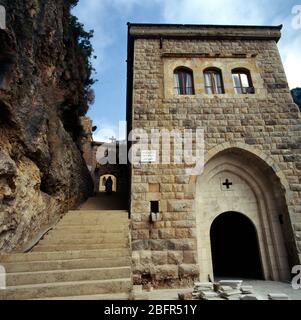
[[126, 23, 301, 286]]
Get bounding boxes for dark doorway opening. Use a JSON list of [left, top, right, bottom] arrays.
[[210, 211, 264, 279]]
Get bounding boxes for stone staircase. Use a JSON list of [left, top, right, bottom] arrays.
[[0, 209, 132, 300]]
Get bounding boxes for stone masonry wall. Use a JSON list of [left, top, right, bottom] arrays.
[[130, 32, 301, 287]]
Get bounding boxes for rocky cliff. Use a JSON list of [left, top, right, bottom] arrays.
[[0, 0, 94, 252]]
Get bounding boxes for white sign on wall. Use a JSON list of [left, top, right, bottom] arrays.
[[141, 150, 157, 163], [0, 5, 6, 30]]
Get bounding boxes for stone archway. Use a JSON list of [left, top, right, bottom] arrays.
[[196, 147, 291, 282], [94, 164, 128, 194], [99, 174, 117, 192], [210, 211, 264, 279]]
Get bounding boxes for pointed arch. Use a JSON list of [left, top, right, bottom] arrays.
[[195, 144, 293, 282]]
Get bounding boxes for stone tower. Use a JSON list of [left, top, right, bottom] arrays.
[[126, 23, 301, 286]]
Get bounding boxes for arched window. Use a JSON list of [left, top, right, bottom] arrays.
[[232, 68, 255, 94], [174, 67, 195, 95], [203, 68, 224, 94]]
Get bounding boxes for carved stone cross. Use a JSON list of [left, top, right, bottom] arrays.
[[222, 179, 233, 189]]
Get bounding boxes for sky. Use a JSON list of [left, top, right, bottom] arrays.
[[73, 0, 301, 142]]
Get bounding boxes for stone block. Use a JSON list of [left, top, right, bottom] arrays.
[[161, 184, 173, 192], [132, 201, 150, 212], [175, 228, 191, 239], [167, 200, 194, 212], [149, 183, 160, 192], [168, 251, 184, 264], [132, 240, 149, 250], [132, 222, 149, 230], [167, 239, 196, 250], [132, 251, 140, 265], [132, 184, 149, 193], [183, 250, 197, 264], [152, 251, 168, 265], [140, 250, 152, 265], [133, 229, 150, 240], [268, 293, 289, 300], [178, 292, 193, 300], [240, 295, 259, 300], [149, 239, 167, 250], [158, 228, 175, 239], [150, 229, 159, 239], [152, 265, 178, 280], [179, 264, 199, 278], [175, 176, 190, 184]]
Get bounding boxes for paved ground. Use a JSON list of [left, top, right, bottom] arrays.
[[143, 280, 301, 300]]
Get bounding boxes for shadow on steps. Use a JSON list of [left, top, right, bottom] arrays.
[[79, 192, 128, 211]]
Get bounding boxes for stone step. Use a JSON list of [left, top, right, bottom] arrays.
[[67, 210, 128, 214], [59, 219, 129, 226], [33, 292, 130, 300], [2, 256, 131, 273], [62, 216, 128, 221], [0, 278, 132, 300], [45, 231, 129, 239], [63, 210, 127, 214], [0, 248, 130, 263], [33, 243, 128, 252], [41, 234, 127, 245], [6, 267, 131, 286], [41, 232, 129, 241], [59, 222, 129, 228], [52, 226, 128, 234], [64, 211, 128, 219]]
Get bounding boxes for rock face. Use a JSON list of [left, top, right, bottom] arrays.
[[0, 0, 93, 252]]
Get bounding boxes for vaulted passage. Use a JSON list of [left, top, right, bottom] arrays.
[[210, 212, 264, 279]]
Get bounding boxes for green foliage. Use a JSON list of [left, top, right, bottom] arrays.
[[291, 88, 301, 111], [59, 0, 97, 141], [68, 5, 96, 88], [67, 0, 80, 9]]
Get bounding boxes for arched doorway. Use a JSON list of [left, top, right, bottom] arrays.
[[99, 174, 117, 192], [210, 211, 263, 279], [196, 147, 291, 282]]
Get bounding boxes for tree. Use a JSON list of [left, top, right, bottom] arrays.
[[291, 88, 301, 111]]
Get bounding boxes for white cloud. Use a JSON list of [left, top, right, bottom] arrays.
[[159, 0, 268, 25], [74, 0, 301, 89], [92, 118, 126, 142], [159, 0, 301, 88], [279, 18, 301, 88], [72, 0, 158, 73]]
